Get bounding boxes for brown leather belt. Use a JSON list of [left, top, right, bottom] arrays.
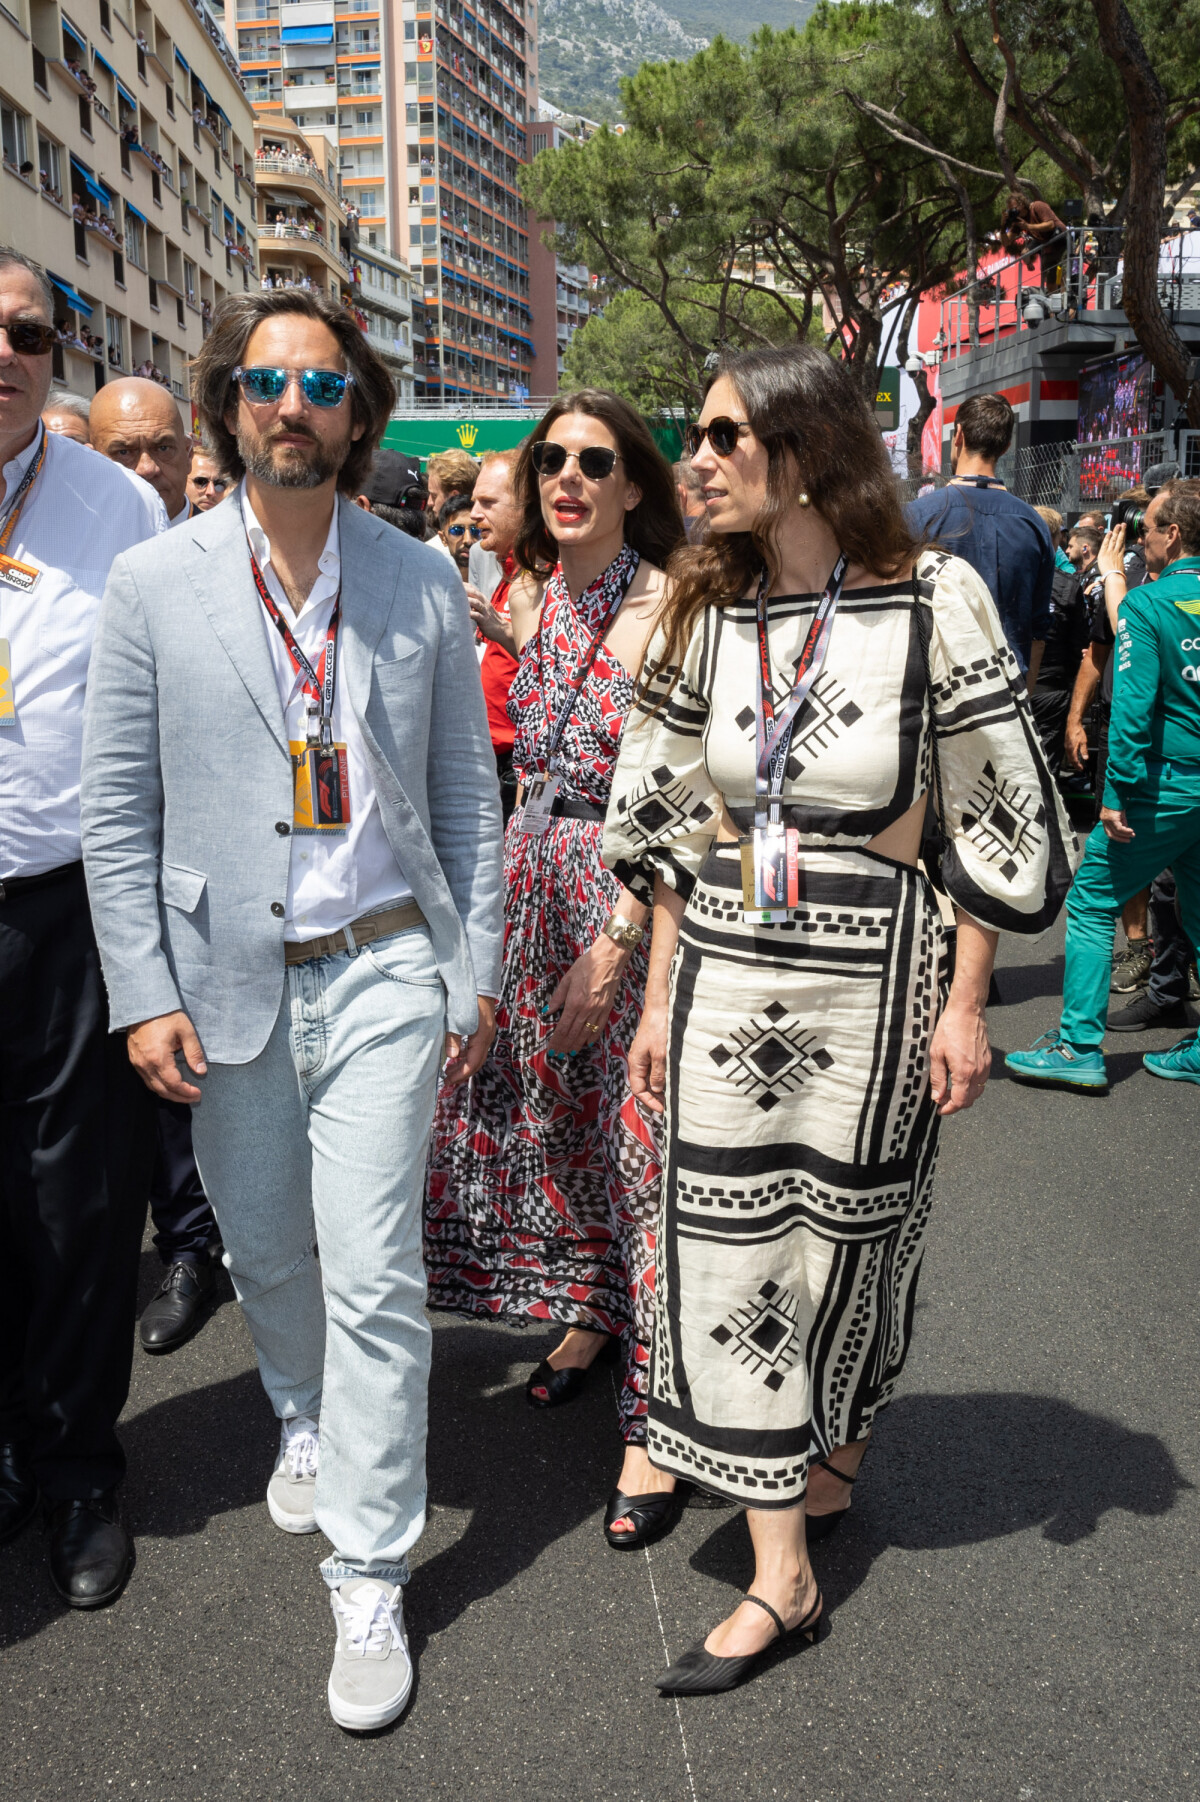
[[284, 900, 426, 966]]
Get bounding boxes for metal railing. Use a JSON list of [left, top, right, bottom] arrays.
[[938, 225, 1200, 362], [1005, 431, 1200, 512]]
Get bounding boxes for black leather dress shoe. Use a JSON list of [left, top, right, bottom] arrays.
[[45, 1491, 134, 1609], [139, 1258, 217, 1354], [0, 1443, 38, 1545]]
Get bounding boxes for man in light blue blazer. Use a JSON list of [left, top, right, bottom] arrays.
[[81, 292, 503, 1732]]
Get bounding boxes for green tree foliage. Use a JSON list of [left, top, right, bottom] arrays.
[[523, 1, 1200, 410], [561, 287, 811, 420]]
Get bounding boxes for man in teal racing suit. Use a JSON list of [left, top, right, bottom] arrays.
[[1007, 478, 1200, 1090]]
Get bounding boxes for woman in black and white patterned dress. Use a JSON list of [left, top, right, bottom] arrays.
[[602, 347, 1074, 1695]]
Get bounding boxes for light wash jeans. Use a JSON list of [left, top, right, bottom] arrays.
[[188, 924, 446, 1588]]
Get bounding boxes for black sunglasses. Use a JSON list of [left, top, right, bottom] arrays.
[[530, 441, 619, 480], [191, 475, 228, 492], [3, 320, 57, 356], [446, 522, 482, 538], [684, 417, 749, 458]]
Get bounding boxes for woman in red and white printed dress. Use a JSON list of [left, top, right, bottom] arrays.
[[425, 391, 687, 1545]]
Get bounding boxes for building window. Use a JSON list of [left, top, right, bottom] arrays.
[[124, 208, 146, 269], [1, 100, 31, 175], [410, 225, 420, 244], [37, 134, 62, 204], [356, 109, 376, 126], [106, 310, 124, 369]]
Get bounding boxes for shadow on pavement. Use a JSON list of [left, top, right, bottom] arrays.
[[991, 958, 1067, 1007], [688, 1390, 1191, 1609], [407, 1319, 623, 1656]]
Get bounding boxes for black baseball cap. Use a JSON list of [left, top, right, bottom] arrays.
[[361, 448, 424, 507]]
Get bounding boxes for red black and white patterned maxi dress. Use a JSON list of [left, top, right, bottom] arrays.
[[424, 544, 661, 1442]]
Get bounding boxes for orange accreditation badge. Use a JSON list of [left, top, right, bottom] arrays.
[[0, 637, 13, 724], [290, 740, 351, 834]]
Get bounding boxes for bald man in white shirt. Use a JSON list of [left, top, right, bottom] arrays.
[[0, 246, 166, 1611]]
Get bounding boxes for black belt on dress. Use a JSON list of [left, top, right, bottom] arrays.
[[0, 860, 83, 902], [548, 796, 607, 824]]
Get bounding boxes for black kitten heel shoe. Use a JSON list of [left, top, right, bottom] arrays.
[[804, 1456, 859, 1544], [525, 1332, 619, 1408], [604, 1482, 688, 1550], [655, 1592, 825, 1695]]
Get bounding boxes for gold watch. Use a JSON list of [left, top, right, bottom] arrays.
[[603, 912, 645, 949]]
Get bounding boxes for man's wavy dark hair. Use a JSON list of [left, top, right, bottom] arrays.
[[190, 290, 395, 495]]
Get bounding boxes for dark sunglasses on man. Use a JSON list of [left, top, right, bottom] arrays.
[[445, 522, 482, 540], [684, 417, 750, 458], [191, 475, 229, 494], [530, 441, 620, 480], [2, 320, 58, 356]]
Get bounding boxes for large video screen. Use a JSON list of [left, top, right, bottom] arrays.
[[1077, 351, 1156, 444]]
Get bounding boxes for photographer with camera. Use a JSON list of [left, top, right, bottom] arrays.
[[1007, 479, 1200, 1090]]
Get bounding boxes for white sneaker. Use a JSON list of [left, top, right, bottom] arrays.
[[327, 1579, 413, 1732], [266, 1416, 319, 1534]]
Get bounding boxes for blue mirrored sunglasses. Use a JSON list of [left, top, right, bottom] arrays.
[[233, 365, 355, 408]]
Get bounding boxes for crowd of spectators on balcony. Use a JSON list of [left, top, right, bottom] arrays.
[[63, 56, 98, 96], [71, 198, 121, 245], [133, 357, 170, 387], [55, 320, 105, 359]]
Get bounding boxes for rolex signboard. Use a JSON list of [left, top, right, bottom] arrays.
[[382, 413, 685, 465], [874, 368, 900, 432]]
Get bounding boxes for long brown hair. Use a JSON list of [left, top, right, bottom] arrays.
[[190, 289, 395, 496], [512, 388, 685, 576], [648, 346, 920, 692]]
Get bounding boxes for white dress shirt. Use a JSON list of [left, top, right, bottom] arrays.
[[0, 427, 167, 880], [241, 484, 412, 941]]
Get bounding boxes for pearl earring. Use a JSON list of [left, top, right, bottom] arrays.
[[798, 491, 812, 508]]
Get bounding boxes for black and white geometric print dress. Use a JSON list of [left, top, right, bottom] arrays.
[[601, 550, 1075, 1507]]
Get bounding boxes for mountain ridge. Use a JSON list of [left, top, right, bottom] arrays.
[[536, 0, 818, 120]]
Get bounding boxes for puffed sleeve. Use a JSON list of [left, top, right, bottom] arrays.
[[920, 550, 1078, 933], [602, 610, 721, 905]]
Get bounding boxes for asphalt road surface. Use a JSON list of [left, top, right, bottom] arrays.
[[3, 916, 1198, 1802]]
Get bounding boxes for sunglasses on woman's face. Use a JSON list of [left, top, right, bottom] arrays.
[[2, 319, 57, 356], [446, 522, 482, 539], [684, 417, 749, 458], [232, 365, 355, 408], [530, 441, 619, 480]]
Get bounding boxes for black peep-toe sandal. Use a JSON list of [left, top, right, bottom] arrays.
[[804, 1456, 858, 1543], [524, 1333, 618, 1409], [655, 1591, 825, 1695], [604, 1482, 688, 1550]]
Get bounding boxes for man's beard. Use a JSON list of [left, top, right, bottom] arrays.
[[238, 420, 349, 489]]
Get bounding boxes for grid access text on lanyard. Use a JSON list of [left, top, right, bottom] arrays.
[[754, 552, 848, 829], [248, 543, 340, 748], [538, 553, 639, 774], [0, 431, 47, 592]]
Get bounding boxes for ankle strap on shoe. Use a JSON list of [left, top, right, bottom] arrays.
[[744, 1593, 786, 1639], [815, 1456, 857, 1484]]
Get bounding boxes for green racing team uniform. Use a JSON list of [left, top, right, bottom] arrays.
[[1059, 555, 1200, 1050]]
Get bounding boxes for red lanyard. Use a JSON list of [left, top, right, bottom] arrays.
[[537, 553, 638, 773], [754, 553, 847, 827], [248, 546, 340, 747], [0, 433, 47, 556]]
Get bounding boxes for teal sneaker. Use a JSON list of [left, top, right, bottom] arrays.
[[1005, 1030, 1109, 1093], [1143, 1034, 1200, 1084]]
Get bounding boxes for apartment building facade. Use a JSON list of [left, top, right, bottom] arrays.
[[528, 103, 597, 392], [2, 0, 257, 404], [404, 0, 537, 399], [226, 0, 397, 249]]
